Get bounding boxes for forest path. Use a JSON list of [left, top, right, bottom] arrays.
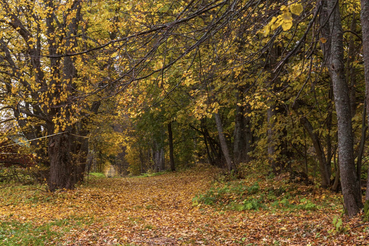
[[0, 166, 367, 245]]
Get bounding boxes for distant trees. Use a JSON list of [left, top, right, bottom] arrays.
[[1, 0, 369, 217]]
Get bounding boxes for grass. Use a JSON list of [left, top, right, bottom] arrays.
[[0, 165, 368, 245], [0, 221, 61, 245], [88, 172, 106, 178], [0, 216, 93, 246], [193, 171, 342, 213]]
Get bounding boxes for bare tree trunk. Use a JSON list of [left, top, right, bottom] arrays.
[[168, 122, 175, 171], [160, 148, 165, 171], [328, 0, 363, 217], [233, 100, 244, 165], [360, 0, 369, 202], [299, 116, 331, 187], [233, 90, 252, 165], [214, 113, 236, 172], [267, 106, 276, 173]]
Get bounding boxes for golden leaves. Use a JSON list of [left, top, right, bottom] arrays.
[[263, 2, 303, 36], [320, 37, 327, 44], [290, 3, 303, 16], [1, 167, 368, 245]]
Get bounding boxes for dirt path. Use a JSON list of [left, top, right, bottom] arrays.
[[1, 167, 368, 245]]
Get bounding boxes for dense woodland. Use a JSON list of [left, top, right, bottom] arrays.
[[1, 0, 369, 219]]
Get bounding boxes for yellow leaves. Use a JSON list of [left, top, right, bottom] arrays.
[[290, 3, 303, 16], [280, 8, 293, 31], [262, 2, 303, 36], [281, 20, 293, 32], [183, 73, 196, 87]]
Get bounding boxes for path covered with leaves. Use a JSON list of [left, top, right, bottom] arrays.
[[0, 166, 368, 245]]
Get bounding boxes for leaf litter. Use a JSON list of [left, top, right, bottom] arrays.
[[0, 165, 368, 245]]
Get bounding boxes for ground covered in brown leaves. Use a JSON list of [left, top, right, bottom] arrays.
[[0, 165, 368, 245]]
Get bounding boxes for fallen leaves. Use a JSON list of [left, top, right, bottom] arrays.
[[0, 166, 368, 245]]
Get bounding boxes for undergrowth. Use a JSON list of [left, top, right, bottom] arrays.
[[0, 216, 93, 245], [193, 171, 342, 213]]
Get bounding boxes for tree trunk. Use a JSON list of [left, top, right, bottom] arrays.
[[46, 0, 88, 191], [267, 106, 276, 173], [233, 90, 252, 165], [48, 132, 73, 191], [168, 122, 176, 171], [328, 0, 363, 217], [160, 148, 165, 171], [192, 120, 222, 166], [347, 14, 358, 117], [360, 0, 369, 202], [214, 113, 236, 172], [299, 116, 331, 187], [233, 101, 244, 165], [152, 140, 165, 172]]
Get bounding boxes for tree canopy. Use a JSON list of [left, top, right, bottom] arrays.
[[1, 0, 369, 217]]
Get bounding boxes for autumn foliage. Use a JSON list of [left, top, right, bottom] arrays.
[[1, 0, 369, 226], [0, 166, 368, 245]]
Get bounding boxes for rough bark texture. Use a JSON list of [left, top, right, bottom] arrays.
[[328, 0, 363, 217], [48, 133, 73, 191], [361, 0, 369, 202]]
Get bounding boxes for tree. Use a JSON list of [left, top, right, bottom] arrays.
[[0, 0, 118, 190], [168, 122, 176, 171], [325, 0, 363, 217], [361, 0, 369, 203], [2, 0, 368, 216]]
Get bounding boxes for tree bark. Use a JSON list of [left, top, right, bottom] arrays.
[[45, 0, 94, 191], [233, 91, 252, 165], [360, 0, 369, 202], [48, 132, 73, 191], [233, 101, 244, 165], [299, 116, 330, 187], [214, 113, 236, 172], [168, 122, 176, 171], [347, 14, 358, 117], [327, 0, 363, 217], [267, 106, 276, 173]]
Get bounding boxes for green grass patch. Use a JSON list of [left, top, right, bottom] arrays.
[[193, 175, 341, 212], [0, 220, 66, 245], [0, 216, 94, 245], [89, 172, 106, 178]]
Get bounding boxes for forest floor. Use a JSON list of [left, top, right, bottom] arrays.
[[0, 164, 368, 245]]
